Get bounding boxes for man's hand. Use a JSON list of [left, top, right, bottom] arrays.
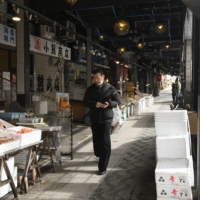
[[96, 102, 104, 108], [101, 102, 110, 108]]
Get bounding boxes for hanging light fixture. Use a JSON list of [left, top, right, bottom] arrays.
[[90, 46, 95, 54], [81, 42, 86, 50], [155, 21, 167, 34], [117, 47, 126, 54], [96, 50, 101, 57], [65, 0, 78, 5], [34, 15, 38, 24], [99, 34, 106, 41], [101, 51, 106, 58], [137, 41, 144, 49], [25, 10, 32, 20], [113, 19, 130, 36], [73, 40, 79, 49], [164, 42, 171, 51], [11, 4, 21, 21]]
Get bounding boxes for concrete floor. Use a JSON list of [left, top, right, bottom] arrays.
[[4, 87, 196, 200]]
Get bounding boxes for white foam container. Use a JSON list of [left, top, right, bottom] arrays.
[[0, 167, 17, 198], [0, 133, 20, 155], [156, 134, 191, 159], [157, 198, 192, 200], [156, 184, 192, 199], [155, 121, 188, 136], [155, 158, 191, 186], [7, 126, 42, 147], [188, 156, 194, 187]]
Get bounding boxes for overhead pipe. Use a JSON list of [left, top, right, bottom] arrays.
[[76, 6, 152, 19], [75, 9, 89, 29], [135, 18, 172, 43], [5, 0, 147, 70]]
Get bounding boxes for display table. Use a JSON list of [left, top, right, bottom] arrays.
[[0, 155, 18, 199], [37, 129, 62, 173], [16, 122, 62, 173], [0, 140, 42, 198], [11, 141, 42, 194]]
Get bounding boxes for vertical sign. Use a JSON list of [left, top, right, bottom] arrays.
[[0, 24, 16, 47]]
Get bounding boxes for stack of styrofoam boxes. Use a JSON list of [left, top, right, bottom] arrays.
[[142, 97, 146, 110], [152, 96, 154, 106], [127, 102, 131, 118], [145, 96, 151, 107], [133, 100, 141, 115], [155, 110, 194, 200], [0, 157, 17, 198]]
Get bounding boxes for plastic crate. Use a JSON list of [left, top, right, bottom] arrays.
[[0, 112, 25, 120]]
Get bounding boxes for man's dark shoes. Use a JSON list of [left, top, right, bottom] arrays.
[[99, 171, 106, 175]]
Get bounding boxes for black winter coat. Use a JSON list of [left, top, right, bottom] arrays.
[[83, 82, 120, 124]]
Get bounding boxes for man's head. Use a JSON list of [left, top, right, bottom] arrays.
[[92, 68, 105, 86]]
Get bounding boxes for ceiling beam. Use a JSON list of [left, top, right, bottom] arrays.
[[43, 0, 179, 13]]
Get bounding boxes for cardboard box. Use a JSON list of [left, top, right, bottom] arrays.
[[156, 184, 192, 199], [156, 134, 190, 159], [155, 158, 191, 186], [187, 112, 197, 135]]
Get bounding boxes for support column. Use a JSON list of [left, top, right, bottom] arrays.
[[149, 63, 154, 95], [197, 17, 200, 200], [192, 16, 199, 111], [146, 70, 149, 94], [185, 39, 192, 91], [133, 65, 138, 88], [16, 0, 30, 108], [85, 28, 92, 126]]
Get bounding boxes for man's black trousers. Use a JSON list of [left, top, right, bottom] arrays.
[[91, 123, 111, 172]]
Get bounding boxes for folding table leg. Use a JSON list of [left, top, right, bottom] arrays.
[[2, 158, 18, 198], [20, 148, 32, 193]]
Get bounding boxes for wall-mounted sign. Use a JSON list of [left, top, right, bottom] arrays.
[[29, 35, 71, 60], [0, 24, 16, 47]]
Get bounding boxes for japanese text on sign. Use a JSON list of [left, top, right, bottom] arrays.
[[0, 24, 16, 47], [30, 35, 71, 60]]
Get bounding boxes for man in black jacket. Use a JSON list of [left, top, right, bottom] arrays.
[[83, 69, 120, 175]]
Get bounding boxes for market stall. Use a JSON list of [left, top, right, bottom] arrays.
[[0, 120, 43, 197]]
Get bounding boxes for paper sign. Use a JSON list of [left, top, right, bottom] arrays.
[[39, 101, 48, 114]]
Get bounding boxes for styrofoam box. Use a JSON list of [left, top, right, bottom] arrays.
[[157, 198, 192, 200], [155, 121, 188, 136], [155, 158, 191, 186], [0, 167, 17, 198], [0, 119, 15, 128], [7, 126, 42, 147], [1, 157, 14, 181], [156, 185, 192, 199], [156, 135, 190, 159], [0, 133, 20, 155], [188, 156, 194, 187]]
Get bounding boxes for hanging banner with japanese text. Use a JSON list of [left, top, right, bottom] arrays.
[[0, 24, 16, 47], [29, 35, 71, 60]]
